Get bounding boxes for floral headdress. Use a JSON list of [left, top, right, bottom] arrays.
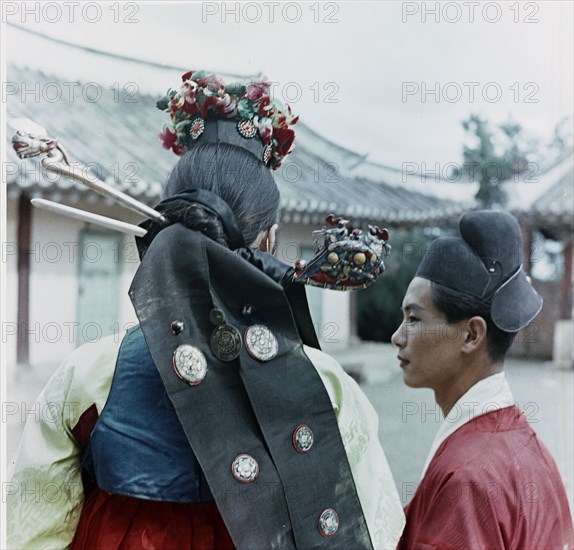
[[157, 70, 298, 170]]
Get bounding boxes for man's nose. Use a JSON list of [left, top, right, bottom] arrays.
[[391, 322, 405, 348]]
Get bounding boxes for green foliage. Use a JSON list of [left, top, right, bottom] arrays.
[[546, 116, 573, 168], [458, 114, 537, 209], [357, 228, 439, 342]]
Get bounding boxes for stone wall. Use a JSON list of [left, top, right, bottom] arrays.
[[510, 280, 561, 360]]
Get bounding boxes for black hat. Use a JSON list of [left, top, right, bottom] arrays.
[[416, 210, 542, 332]]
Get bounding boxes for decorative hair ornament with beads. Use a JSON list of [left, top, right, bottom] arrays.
[[156, 70, 298, 170], [293, 214, 391, 290]]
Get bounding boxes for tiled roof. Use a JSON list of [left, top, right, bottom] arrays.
[[507, 153, 573, 236], [6, 64, 465, 226], [6, 65, 171, 206]]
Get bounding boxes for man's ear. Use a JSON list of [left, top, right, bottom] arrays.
[[461, 316, 488, 355]]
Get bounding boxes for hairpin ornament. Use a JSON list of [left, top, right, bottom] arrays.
[[292, 214, 391, 290], [31, 199, 147, 237], [10, 118, 166, 232]]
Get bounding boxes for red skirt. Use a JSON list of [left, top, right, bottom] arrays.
[[70, 487, 235, 550]]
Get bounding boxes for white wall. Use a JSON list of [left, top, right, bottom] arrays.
[[28, 209, 83, 365], [280, 221, 351, 351], [7, 197, 142, 367], [320, 289, 351, 352], [83, 202, 141, 335]]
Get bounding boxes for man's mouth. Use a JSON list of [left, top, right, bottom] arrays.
[[397, 355, 409, 369]]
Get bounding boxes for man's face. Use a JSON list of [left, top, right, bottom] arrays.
[[391, 277, 467, 391]]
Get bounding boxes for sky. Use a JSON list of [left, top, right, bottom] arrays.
[[2, 0, 573, 169]]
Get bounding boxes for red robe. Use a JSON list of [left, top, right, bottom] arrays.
[[398, 406, 574, 549]]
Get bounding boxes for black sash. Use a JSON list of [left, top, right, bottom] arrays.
[[129, 224, 372, 549]]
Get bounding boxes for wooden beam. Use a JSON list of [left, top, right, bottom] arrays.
[[560, 240, 573, 320], [17, 193, 32, 365], [520, 221, 533, 275]]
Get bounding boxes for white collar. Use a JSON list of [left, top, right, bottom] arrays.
[[420, 372, 515, 479]]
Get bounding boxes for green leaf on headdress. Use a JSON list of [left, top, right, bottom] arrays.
[[175, 119, 191, 132], [196, 89, 207, 104], [225, 83, 246, 96], [157, 88, 179, 111], [156, 96, 169, 111], [237, 98, 254, 119], [173, 110, 188, 124]]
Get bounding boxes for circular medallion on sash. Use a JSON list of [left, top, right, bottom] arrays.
[[244, 324, 278, 362], [231, 453, 259, 483], [292, 424, 314, 453], [173, 345, 207, 386], [210, 323, 242, 362], [318, 508, 339, 537]]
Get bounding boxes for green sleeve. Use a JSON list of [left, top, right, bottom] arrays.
[[303, 345, 405, 549], [7, 336, 119, 549]]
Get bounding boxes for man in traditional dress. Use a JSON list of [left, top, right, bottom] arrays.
[[393, 209, 574, 548]]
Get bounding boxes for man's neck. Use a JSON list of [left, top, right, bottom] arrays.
[[435, 360, 504, 417]]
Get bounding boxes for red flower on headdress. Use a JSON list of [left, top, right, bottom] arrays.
[[181, 101, 199, 116], [180, 80, 198, 102], [193, 72, 224, 91], [172, 142, 188, 156], [273, 106, 299, 130], [246, 77, 271, 100], [257, 117, 273, 145], [178, 81, 200, 116], [257, 96, 274, 117], [169, 95, 184, 113], [181, 70, 195, 82], [169, 95, 197, 117], [214, 93, 237, 118], [273, 114, 288, 130], [286, 105, 299, 125], [200, 95, 219, 117], [158, 126, 178, 150], [273, 128, 295, 156]]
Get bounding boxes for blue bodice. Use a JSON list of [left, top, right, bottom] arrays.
[[87, 325, 213, 502]]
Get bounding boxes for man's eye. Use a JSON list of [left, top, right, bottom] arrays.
[[406, 316, 418, 323]]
